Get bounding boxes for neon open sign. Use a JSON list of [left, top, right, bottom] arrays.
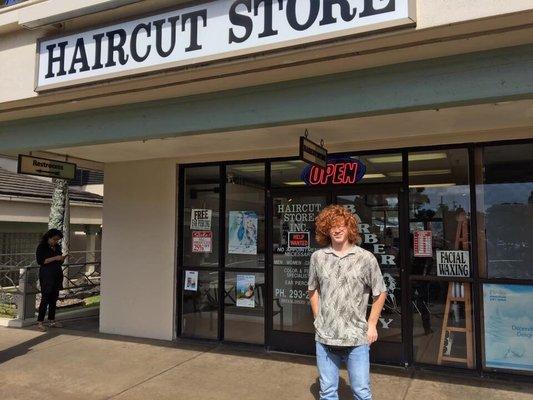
[[301, 158, 366, 186]]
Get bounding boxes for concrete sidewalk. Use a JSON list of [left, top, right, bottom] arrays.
[[1, 326, 532, 400]]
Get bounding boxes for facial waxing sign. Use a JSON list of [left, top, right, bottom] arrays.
[[36, 0, 415, 90]]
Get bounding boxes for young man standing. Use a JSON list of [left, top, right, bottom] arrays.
[[308, 205, 387, 400]]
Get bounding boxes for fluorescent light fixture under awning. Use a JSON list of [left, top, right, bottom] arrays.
[[409, 183, 456, 188], [389, 169, 451, 177], [363, 173, 386, 179], [283, 181, 306, 186], [233, 163, 295, 173], [368, 153, 448, 163]]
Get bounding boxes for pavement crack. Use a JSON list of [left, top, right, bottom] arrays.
[[106, 347, 217, 400], [400, 369, 416, 400]]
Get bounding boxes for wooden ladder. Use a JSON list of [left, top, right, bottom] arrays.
[[437, 282, 474, 368], [437, 210, 473, 368]]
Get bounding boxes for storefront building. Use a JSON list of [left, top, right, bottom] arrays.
[[178, 140, 533, 376], [0, 0, 532, 379]]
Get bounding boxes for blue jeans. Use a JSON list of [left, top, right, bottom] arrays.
[[315, 341, 371, 400]]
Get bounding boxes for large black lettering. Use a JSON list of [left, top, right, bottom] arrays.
[[68, 38, 90, 74], [320, 0, 357, 25], [153, 16, 180, 57], [286, 0, 320, 31], [92, 33, 105, 70], [130, 22, 152, 62], [254, 0, 282, 38], [105, 29, 129, 67], [360, 0, 395, 17], [182, 10, 207, 52], [45, 41, 68, 78], [229, 0, 253, 44]]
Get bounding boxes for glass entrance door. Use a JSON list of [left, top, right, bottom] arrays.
[[270, 192, 329, 353], [336, 187, 404, 363], [269, 186, 405, 363]]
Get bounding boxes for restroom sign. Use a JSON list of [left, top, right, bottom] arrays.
[[436, 250, 470, 277], [18, 155, 76, 180]]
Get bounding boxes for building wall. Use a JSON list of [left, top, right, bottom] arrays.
[[0, 197, 102, 224], [1, 0, 532, 120], [100, 158, 176, 340]]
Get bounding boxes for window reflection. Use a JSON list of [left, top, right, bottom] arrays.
[[182, 270, 218, 339], [412, 281, 475, 369], [183, 166, 220, 268], [476, 144, 533, 279], [226, 164, 265, 269], [224, 272, 265, 344], [409, 149, 471, 277]]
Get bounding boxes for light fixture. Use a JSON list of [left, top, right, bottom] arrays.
[[233, 163, 295, 173], [74, 231, 87, 236], [363, 173, 386, 179], [367, 155, 402, 163], [283, 181, 306, 186], [368, 153, 447, 164], [408, 153, 447, 162], [388, 169, 451, 177], [409, 183, 456, 188], [231, 165, 265, 173]]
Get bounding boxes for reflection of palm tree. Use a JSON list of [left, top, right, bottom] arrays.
[[485, 203, 530, 277]]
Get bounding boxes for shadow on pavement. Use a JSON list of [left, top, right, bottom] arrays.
[[2, 325, 532, 397], [0, 328, 61, 365]]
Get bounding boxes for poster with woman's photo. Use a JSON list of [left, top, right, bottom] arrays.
[[236, 274, 255, 308], [184, 270, 198, 292], [228, 211, 258, 255]]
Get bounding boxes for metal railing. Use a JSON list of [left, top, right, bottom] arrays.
[[0, 251, 101, 321]]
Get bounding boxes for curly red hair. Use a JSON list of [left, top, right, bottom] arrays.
[[315, 204, 360, 246]]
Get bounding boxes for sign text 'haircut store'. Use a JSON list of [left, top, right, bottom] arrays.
[[36, 0, 415, 90]]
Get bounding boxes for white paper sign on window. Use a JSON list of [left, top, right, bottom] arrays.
[[414, 230, 432, 257], [184, 270, 199, 291], [190, 209, 212, 230], [192, 231, 212, 253], [436, 250, 470, 277]]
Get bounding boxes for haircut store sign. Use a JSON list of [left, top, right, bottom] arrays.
[[36, 0, 415, 90]]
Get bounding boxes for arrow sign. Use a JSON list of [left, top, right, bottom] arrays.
[[18, 155, 76, 180]]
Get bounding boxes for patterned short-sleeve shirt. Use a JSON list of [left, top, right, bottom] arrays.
[[308, 245, 387, 347]]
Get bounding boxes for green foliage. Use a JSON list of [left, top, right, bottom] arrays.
[[0, 303, 17, 318]]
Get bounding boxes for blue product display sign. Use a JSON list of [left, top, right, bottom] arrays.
[[483, 284, 533, 372]]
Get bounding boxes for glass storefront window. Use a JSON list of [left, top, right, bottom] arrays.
[[412, 280, 475, 369], [224, 272, 265, 344], [409, 149, 471, 277], [182, 270, 219, 339], [183, 166, 220, 268], [337, 192, 402, 343], [482, 283, 533, 373], [476, 143, 533, 279], [225, 164, 265, 269]]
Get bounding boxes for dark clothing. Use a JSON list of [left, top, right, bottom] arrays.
[[36, 242, 64, 321], [37, 288, 59, 321]]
